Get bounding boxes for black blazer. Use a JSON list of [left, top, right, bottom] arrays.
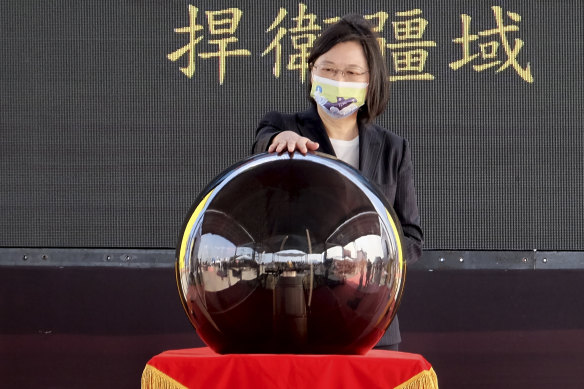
[[253, 106, 424, 346]]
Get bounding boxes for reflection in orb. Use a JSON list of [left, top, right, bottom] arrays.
[[176, 152, 405, 354]]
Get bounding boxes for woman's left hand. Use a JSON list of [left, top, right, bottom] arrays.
[[268, 131, 320, 155]]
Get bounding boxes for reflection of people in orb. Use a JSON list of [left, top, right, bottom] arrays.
[[254, 14, 423, 351], [177, 150, 409, 354]]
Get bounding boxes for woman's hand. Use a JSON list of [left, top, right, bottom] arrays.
[[268, 131, 319, 155]]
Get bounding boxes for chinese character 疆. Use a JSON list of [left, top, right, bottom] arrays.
[[387, 9, 437, 81]]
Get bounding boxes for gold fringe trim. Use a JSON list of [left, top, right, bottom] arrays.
[[141, 364, 189, 389], [394, 367, 439, 389], [141, 362, 437, 389]]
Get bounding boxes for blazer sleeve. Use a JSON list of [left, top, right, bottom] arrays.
[[252, 111, 295, 154], [394, 139, 424, 264]]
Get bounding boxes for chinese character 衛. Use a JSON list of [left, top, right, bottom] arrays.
[[262, 3, 321, 82]]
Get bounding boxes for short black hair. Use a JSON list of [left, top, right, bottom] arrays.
[[307, 14, 390, 124]]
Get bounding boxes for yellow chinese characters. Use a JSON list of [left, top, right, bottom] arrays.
[[364, 11, 390, 57], [262, 3, 321, 83], [449, 6, 534, 83], [386, 9, 437, 81], [262, 8, 288, 79], [167, 4, 534, 85], [167, 5, 251, 84]]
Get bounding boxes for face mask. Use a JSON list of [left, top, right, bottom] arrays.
[[310, 74, 368, 119]]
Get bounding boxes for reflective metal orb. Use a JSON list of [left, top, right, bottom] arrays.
[[176, 152, 406, 354]]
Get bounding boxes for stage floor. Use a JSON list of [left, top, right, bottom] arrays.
[[2, 329, 584, 388], [2, 267, 584, 388]]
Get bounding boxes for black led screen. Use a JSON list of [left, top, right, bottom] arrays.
[[1, 1, 582, 250]]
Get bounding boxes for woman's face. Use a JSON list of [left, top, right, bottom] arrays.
[[311, 40, 369, 83]]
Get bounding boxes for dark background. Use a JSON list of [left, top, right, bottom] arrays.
[[1, 1, 583, 388], [1, 0, 582, 251]]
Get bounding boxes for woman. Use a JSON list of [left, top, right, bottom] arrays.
[[252, 14, 423, 351]]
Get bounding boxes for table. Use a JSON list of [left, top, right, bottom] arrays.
[[142, 347, 438, 389]]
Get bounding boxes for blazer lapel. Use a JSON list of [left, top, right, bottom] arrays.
[[297, 106, 383, 175], [298, 106, 336, 156], [358, 123, 382, 178]]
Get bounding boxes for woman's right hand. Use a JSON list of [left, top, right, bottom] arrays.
[[268, 131, 320, 155]]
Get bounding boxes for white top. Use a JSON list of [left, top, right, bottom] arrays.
[[329, 136, 359, 169]]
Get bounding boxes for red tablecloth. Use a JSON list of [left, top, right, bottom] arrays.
[[142, 347, 438, 389]]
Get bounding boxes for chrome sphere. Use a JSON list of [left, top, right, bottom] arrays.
[[176, 152, 406, 354]]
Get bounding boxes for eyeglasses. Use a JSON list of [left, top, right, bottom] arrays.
[[312, 65, 369, 81]]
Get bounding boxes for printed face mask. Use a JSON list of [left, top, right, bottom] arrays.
[[310, 74, 368, 119]]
